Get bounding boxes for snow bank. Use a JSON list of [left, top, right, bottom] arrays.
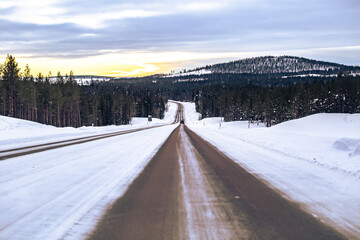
[[180, 101, 360, 238], [0, 101, 178, 150], [184, 106, 360, 176], [271, 113, 360, 138]]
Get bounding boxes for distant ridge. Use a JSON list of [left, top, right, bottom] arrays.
[[169, 56, 360, 77]]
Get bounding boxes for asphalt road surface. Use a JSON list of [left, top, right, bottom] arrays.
[[89, 113, 345, 239]]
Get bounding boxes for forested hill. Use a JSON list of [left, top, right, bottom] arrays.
[[176, 56, 360, 76]]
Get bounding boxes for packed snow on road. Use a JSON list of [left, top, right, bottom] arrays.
[[181, 101, 360, 239], [0, 102, 178, 240]]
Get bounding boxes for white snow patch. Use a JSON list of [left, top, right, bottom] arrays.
[[164, 69, 212, 77], [271, 113, 360, 138]]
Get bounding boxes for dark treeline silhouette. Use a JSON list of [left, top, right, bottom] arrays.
[[194, 74, 360, 126], [119, 72, 359, 127], [1, 55, 359, 128], [0, 55, 167, 127]]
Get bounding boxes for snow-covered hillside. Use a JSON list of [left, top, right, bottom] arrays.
[[182, 101, 360, 239], [164, 69, 212, 78], [162, 56, 360, 79], [197, 56, 360, 75]]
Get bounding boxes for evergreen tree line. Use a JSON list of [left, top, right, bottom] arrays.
[[0, 55, 167, 127], [194, 74, 360, 126], [1, 55, 359, 128]]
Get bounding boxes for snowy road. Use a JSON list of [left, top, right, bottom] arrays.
[[90, 124, 344, 239], [1, 101, 358, 239]]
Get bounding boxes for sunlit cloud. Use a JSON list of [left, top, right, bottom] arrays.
[[0, 0, 252, 29], [0, 0, 359, 76], [179, 2, 227, 11], [3, 45, 359, 79], [106, 63, 159, 77], [63, 9, 165, 28], [79, 33, 97, 38], [0, 0, 67, 25], [0, 0, 166, 28]]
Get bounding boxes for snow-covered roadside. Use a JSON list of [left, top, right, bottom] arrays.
[[0, 101, 177, 151], [181, 101, 360, 239], [0, 102, 178, 240]]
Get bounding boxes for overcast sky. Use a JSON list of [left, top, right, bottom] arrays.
[[0, 0, 359, 76]]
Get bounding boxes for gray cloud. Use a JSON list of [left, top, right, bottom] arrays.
[[0, 6, 16, 15], [1, 0, 359, 64]]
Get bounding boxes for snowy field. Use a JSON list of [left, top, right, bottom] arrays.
[[0, 102, 178, 239], [181, 101, 360, 239], [0, 102, 177, 151]]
